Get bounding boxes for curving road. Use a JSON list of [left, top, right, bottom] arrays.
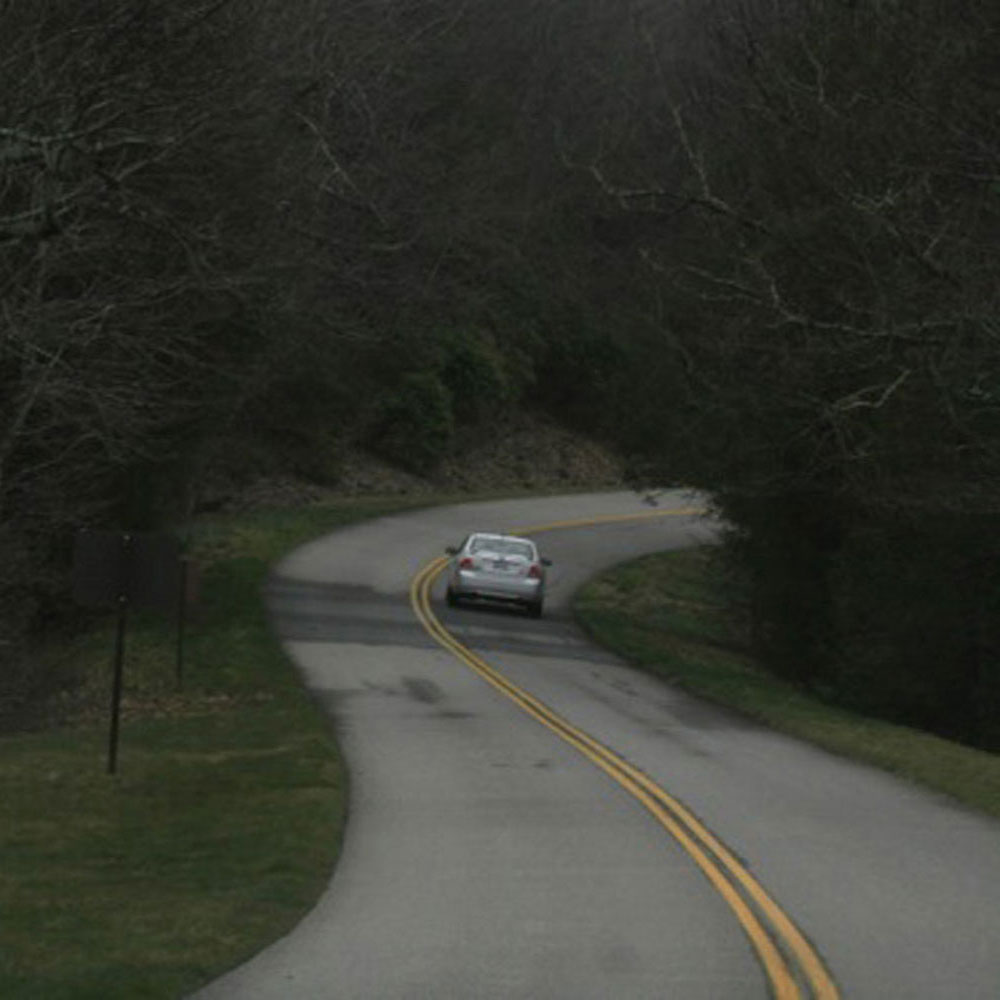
[[194, 490, 1000, 999]]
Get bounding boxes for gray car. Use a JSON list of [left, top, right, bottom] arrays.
[[445, 532, 551, 618]]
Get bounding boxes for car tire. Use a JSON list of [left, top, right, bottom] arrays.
[[446, 587, 460, 608], [526, 599, 543, 619]]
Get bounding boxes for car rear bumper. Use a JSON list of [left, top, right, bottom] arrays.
[[450, 570, 542, 604]]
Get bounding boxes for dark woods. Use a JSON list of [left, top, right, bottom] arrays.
[[2, 0, 997, 746], [606, 0, 1000, 748]]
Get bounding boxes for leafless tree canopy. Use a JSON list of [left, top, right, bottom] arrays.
[[2, 0, 997, 743]]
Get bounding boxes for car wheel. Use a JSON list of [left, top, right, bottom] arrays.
[[446, 587, 460, 607], [526, 599, 543, 619]]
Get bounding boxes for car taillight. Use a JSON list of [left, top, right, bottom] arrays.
[[527, 563, 543, 579], [459, 557, 475, 570]]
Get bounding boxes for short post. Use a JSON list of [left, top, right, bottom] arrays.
[[176, 558, 188, 691], [107, 533, 132, 775], [107, 594, 128, 775]]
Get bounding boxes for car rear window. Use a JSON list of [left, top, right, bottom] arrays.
[[470, 537, 534, 559]]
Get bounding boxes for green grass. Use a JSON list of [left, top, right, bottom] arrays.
[[0, 495, 441, 999], [574, 547, 1000, 819], [8, 502, 996, 998]]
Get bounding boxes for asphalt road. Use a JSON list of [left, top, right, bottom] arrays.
[[193, 490, 1000, 999]]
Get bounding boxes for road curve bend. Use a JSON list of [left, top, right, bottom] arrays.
[[193, 490, 1000, 1000]]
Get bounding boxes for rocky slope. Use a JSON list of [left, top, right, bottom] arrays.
[[215, 416, 626, 512]]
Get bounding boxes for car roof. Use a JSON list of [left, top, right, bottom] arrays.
[[469, 532, 532, 543]]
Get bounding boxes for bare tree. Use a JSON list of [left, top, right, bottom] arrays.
[[0, 0, 317, 711], [571, 0, 1000, 739]]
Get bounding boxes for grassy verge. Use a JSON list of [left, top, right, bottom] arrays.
[[0, 496, 437, 1000], [573, 546, 1000, 819]]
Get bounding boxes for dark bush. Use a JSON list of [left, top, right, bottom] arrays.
[[435, 328, 515, 423], [370, 372, 455, 474], [830, 513, 1000, 750]]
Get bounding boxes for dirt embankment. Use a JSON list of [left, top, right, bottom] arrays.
[[213, 416, 626, 512]]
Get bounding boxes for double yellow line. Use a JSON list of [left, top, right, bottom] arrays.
[[409, 507, 839, 1000]]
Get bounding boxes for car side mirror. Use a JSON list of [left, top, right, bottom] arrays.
[[541, 557, 552, 567], [445, 546, 458, 555]]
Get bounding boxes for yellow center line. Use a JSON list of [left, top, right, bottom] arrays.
[[409, 508, 840, 1000], [512, 506, 707, 535]]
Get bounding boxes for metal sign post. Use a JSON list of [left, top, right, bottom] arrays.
[[176, 558, 187, 692], [107, 595, 128, 775], [72, 529, 181, 775]]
